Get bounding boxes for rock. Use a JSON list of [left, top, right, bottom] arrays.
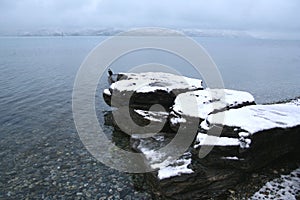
[[169, 88, 255, 130], [129, 99, 300, 199], [103, 71, 300, 199], [130, 130, 246, 199], [137, 154, 244, 199], [132, 109, 172, 133], [103, 72, 203, 109], [196, 102, 300, 170]]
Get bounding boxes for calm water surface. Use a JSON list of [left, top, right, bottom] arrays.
[[0, 36, 299, 198]]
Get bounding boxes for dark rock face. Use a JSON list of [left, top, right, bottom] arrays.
[[197, 103, 300, 171], [103, 72, 300, 199], [144, 167, 243, 200], [200, 125, 300, 171]]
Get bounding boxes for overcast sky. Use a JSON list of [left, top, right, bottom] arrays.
[[1, 0, 300, 34]]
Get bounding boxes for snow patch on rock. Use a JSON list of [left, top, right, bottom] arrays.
[[137, 139, 194, 180], [103, 88, 111, 96], [157, 152, 193, 180], [206, 104, 300, 134], [171, 89, 254, 125], [194, 132, 240, 148], [134, 109, 169, 123], [110, 72, 203, 93]]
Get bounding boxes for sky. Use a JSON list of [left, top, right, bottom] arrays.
[[0, 0, 300, 34]]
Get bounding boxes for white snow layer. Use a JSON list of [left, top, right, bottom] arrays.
[[221, 156, 241, 160], [157, 152, 193, 180], [109, 72, 203, 93], [134, 109, 169, 122], [137, 140, 193, 180], [250, 167, 300, 200], [103, 88, 111, 96], [172, 89, 254, 120], [206, 104, 300, 134], [194, 133, 240, 148], [286, 98, 300, 106]]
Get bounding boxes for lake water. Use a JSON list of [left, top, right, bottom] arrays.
[[0, 36, 299, 199]]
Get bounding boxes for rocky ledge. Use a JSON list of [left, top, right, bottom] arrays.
[[103, 71, 203, 110], [103, 71, 300, 199]]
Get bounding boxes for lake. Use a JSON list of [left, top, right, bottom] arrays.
[[0, 36, 299, 199]]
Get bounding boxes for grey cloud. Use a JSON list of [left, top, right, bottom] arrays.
[[0, 0, 299, 33]]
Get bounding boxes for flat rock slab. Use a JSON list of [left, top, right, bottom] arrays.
[[103, 72, 203, 109], [169, 88, 255, 131], [195, 101, 300, 170], [205, 103, 300, 135]]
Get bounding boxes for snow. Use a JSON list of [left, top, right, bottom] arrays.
[[171, 89, 254, 122], [109, 72, 203, 93], [157, 152, 193, 180], [206, 104, 300, 134], [137, 145, 166, 167], [134, 109, 169, 122], [199, 120, 210, 130], [137, 139, 194, 180], [286, 98, 300, 106], [250, 167, 300, 200], [170, 116, 187, 124], [194, 132, 240, 148], [137, 139, 175, 170], [238, 132, 250, 138], [239, 137, 252, 149], [103, 89, 111, 96], [221, 156, 241, 160]]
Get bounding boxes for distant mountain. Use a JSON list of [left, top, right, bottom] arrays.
[[2, 28, 298, 40]]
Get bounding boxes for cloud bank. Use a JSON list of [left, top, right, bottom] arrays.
[[1, 0, 299, 35]]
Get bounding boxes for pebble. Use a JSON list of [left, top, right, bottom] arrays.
[[100, 183, 106, 187], [228, 189, 235, 194]]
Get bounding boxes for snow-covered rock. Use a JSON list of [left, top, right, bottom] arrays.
[[157, 153, 193, 180], [205, 104, 300, 135], [173, 89, 255, 119], [109, 72, 202, 93], [103, 71, 300, 199], [134, 109, 169, 123], [194, 103, 300, 170], [131, 133, 194, 180], [103, 72, 203, 109], [170, 89, 255, 128]]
